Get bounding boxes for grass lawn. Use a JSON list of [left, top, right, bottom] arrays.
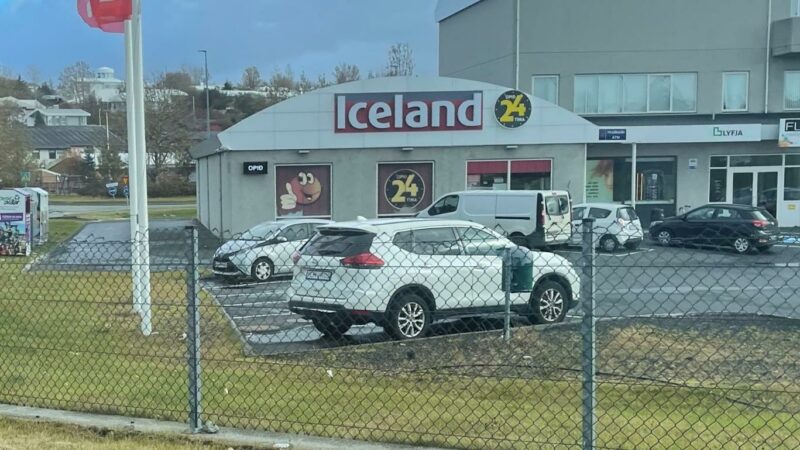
[[0, 417, 238, 449], [0, 218, 797, 449], [50, 195, 196, 205], [68, 207, 197, 221]]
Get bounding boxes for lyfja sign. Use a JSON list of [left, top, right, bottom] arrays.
[[779, 119, 800, 148], [713, 126, 744, 137], [243, 162, 268, 175], [335, 91, 483, 133], [494, 90, 531, 128]]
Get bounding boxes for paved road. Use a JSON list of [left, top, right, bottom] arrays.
[[202, 241, 800, 356], [50, 203, 191, 218]]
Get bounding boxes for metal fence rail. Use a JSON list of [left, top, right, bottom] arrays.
[[0, 220, 798, 449]]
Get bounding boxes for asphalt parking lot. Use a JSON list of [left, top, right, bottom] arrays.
[[203, 237, 800, 356]]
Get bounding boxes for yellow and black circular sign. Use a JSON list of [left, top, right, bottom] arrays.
[[494, 90, 532, 128], [384, 169, 425, 210]]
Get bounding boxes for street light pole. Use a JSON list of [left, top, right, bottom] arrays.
[[199, 50, 211, 138]]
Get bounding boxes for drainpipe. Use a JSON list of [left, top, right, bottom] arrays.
[[631, 143, 638, 209], [515, 0, 520, 90], [765, 0, 773, 114]]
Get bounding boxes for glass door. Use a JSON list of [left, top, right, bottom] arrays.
[[731, 172, 753, 206], [756, 171, 778, 218], [728, 169, 780, 218]]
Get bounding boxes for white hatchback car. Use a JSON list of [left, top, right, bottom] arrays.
[[570, 203, 643, 252], [288, 219, 580, 339], [212, 219, 331, 282]]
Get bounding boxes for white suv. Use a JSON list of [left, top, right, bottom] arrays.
[[288, 219, 580, 340]]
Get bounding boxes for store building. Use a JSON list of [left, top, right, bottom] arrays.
[[190, 76, 597, 236], [437, 0, 800, 227]]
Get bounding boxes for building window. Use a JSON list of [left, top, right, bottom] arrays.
[[466, 160, 552, 191], [574, 73, 696, 114], [532, 75, 558, 104], [586, 157, 676, 203], [785, 167, 800, 201], [785, 71, 800, 110], [48, 151, 57, 160], [722, 72, 749, 112], [792, 0, 800, 16]]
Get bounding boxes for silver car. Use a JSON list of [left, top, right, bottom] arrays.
[[212, 219, 331, 282]]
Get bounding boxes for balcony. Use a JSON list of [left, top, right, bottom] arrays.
[[772, 17, 800, 56]]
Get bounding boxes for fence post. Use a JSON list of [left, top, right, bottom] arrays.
[[185, 225, 202, 433], [503, 247, 512, 343], [581, 218, 596, 450]]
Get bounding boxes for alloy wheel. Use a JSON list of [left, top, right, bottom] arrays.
[[657, 231, 672, 245], [539, 288, 564, 322], [733, 238, 750, 254], [397, 302, 426, 338]]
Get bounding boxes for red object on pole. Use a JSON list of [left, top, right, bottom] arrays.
[[77, 0, 130, 33]]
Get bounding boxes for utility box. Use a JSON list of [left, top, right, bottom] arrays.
[[0, 189, 32, 256], [503, 246, 535, 293], [23, 187, 49, 245]]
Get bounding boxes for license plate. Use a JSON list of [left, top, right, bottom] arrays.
[[213, 262, 227, 269], [306, 269, 332, 282]]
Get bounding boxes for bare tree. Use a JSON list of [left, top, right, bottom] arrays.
[[181, 64, 206, 85], [333, 63, 360, 84], [58, 61, 93, 104], [241, 66, 262, 90], [269, 65, 295, 91], [156, 70, 195, 93], [316, 73, 330, 89], [384, 42, 415, 76], [297, 71, 314, 93], [26, 65, 42, 86]]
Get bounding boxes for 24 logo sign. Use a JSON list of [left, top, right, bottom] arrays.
[[494, 90, 531, 128], [385, 169, 425, 210]]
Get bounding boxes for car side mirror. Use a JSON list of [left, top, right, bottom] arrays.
[[275, 235, 288, 243]]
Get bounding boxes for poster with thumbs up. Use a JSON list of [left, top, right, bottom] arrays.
[[275, 165, 331, 217]]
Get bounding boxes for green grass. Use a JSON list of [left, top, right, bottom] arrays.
[[50, 195, 196, 205], [68, 207, 197, 221], [0, 219, 797, 449]]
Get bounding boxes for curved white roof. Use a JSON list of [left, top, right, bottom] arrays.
[[216, 76, 597, 153], [97, 67, 115, 74]]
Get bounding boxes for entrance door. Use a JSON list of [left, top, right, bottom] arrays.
[[728, 168, 781, 219]]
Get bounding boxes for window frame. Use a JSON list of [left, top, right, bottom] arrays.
[[785, 71, 800, 111], [574, 72, 697, 115], [465, 159, 554, 191], [721, 71, 749, 112], [532, 75, 559, 104]]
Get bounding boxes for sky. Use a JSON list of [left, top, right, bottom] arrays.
[[0, 0, 439, 85]]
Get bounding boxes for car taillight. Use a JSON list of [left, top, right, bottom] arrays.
[[340, 252, 384, 269], [752, 220, 769, 228], [292, 251, 301, 265]]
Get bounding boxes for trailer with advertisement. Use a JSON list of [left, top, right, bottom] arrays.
[[22, 187, 49, 245], [0, 189, 32, 256]]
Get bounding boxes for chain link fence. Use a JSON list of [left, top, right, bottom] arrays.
[[1, 214, 799, 449]]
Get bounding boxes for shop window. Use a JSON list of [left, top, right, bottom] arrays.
[[467, 160, 552, 191], [510, 160, 551, 190], [730, 155, 783, 167], [532, 76, 558, 104], [786, 155, 800, 166], [586, 157, 676, 203], [722, 72, 749, 112], [785, 72, 800, 110], [786, 167, 800, 201], [710, 156, 728, 168], [709, 169, 727, 202]]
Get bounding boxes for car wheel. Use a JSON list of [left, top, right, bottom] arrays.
[[529, 280, 569, 324], [386, 294, 431, 340], [599, 235, 618, 253], [656, 230, 673, 246], [250, 258, 274, 282], [312, 316, 352, 339], [732, 237, 752, 254]]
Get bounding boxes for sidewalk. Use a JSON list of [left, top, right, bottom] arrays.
[[0, 404, 446, 450]]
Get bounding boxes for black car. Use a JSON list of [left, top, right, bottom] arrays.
[[649, 204, 780, 254]]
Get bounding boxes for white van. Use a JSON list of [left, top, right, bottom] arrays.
[[417, 190, 572, 248]]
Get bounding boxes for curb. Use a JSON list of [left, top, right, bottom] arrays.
[[0, 404, 447, 450]]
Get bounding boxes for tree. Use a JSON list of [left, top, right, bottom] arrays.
[[384, 42, 415, 76], [269, 65, 295, 91], [144, 96, 194, 179], [58, 61, 93, 104], [296, 72, 315, 93], [222, 81, 234, 90], [0, 76, 32, 99], [233, 94, 271, 118], [316, 73, 330, 89], [333, 63, 360, 84], [241, 66, 262, 90], [158, 71, 195, 93], [0, 106, 34, 186], [26, 65, 42, 86], [36, 83, 55, 97]]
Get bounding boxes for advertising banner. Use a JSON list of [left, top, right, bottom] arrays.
[[276, 165, 332, 217], [378, 162, 434, 216], [779, 119, 800, 148], [0, 189, 31, 256], [585, 159, 615, 202]]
